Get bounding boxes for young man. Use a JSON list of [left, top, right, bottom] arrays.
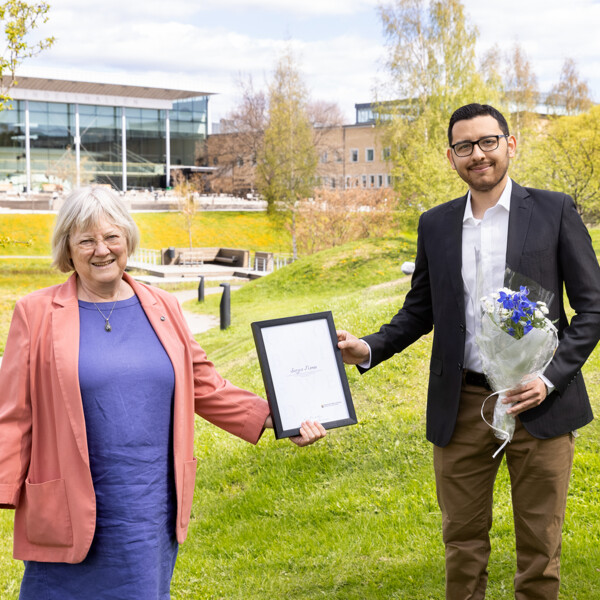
[[338, 103, 600, 599]]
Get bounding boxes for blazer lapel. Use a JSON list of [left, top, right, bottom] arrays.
[[125, 273, 186, 373], [506, 182, 533, 273], [51, 274, 89, 464], [445, 195, 468, 314]]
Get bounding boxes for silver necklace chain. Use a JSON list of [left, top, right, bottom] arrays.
[[91, 289, 120, 332]]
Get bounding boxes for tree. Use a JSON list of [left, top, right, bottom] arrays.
[[546, 58, 592, 116], [209, 75, 267, 196], [504, 43, 539, 140], [173, 171, 201, 250], [295, 188, 398, 255], [377, 0, 503, 226], [519, 106, 600, 223], [256, 49, 318, 259], [0, 1, 55, 106]]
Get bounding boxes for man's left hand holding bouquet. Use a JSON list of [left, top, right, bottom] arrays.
[[504, 377, 549, 416]]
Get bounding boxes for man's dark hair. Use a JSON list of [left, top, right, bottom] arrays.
[[447, 104, 510, 145]]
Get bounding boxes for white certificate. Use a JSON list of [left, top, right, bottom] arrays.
[[252, 312, 357, 439]]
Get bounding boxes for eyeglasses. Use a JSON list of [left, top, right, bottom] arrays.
[[71, 233, 124, 252], [450, 135, 508, 157]]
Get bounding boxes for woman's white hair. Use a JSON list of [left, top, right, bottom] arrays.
[[52, 186, 140, 273]]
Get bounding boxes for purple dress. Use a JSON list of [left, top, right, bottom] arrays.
[[20, 296, 178, 599]]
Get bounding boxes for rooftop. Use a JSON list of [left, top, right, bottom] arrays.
[[2, 75, 212, 110]]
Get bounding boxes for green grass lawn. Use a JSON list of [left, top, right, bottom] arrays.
[[1, 231, 599, 599], [0, 211, 290, 255]]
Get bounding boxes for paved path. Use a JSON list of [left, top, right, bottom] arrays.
[[151, 285, 241, 335], [171, 287, 230, 334]]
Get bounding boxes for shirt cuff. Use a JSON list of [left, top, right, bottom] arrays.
[[358, 340, 372, 369], [539, 373, 555, 395]]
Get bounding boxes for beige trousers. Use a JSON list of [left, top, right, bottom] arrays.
[[433, 381, 575, 600]]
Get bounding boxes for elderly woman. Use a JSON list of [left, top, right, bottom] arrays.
[[0, 186, 325, 599]]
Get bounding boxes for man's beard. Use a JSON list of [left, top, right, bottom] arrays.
[[456, 151, 510, 193], [466, 162, 509, 192]]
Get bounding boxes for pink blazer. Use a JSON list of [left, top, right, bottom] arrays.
[[0, 272, 270, 563]]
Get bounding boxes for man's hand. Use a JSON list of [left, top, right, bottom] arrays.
[[264, 416, 327, 447], [504, 377, 548, 416], [336, 330, 370, 365]]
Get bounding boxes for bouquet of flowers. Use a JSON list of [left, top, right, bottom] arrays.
[[476, 275, 558, 457]]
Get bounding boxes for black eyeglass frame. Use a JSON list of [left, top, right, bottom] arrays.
[[450, 134, 509, 157]]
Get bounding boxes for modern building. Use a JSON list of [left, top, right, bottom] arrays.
[[0, 75, 212, 192]]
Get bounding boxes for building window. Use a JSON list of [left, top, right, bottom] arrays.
[[236, 156, 244, 167], [350, 149, 359, 162], [366, 148, 374, 162], [335, 151, 342, 163], [378, 174, 383, 188], [320, 151, 328, 163], [387, 174, 392, 187], [331, 177, 336, 189], [356, 106, 374, 124], [382, 147, 391, 160], [345, 175, 351, 189], [361, 175, 367, 188], [369, 175, 375, 188]]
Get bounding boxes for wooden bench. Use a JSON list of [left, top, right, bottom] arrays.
[[178, 250, 218, 265], [162, 247, 249, 268], [214, 255, 239, 265]]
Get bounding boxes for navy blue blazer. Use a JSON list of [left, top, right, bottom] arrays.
[[362, 182, 600, 447]]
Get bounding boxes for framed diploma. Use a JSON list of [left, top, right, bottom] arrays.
[[251, 311, 357, 439]]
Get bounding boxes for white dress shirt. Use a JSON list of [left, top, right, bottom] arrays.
[[461, 179, 511, 372]]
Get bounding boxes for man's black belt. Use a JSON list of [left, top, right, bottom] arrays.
[[464, 370, 491, 391]]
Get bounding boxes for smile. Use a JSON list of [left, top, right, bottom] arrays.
[[469, 164, 492, 172], [92, 259, 115, 267]]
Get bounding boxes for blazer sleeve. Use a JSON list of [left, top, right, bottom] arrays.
[[544, 195, 600, 394], [0, 301, 33, 508], [190, 339, 270, 444]]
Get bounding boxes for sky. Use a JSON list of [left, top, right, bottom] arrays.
[[17, 0, 600, 128]]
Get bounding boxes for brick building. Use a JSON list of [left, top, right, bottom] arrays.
[[201, 103, 392, 196]]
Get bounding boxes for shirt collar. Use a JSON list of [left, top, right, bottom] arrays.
[[463, 178, 512, 223]]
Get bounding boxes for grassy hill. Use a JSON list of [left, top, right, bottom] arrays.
[[177, 235, 599, 599], [0, 233, 599, 599], [0, 211, 289, 255]]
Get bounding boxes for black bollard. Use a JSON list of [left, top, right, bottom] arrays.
[[219, 283, 231, 330], [197, 275, 205, 302]]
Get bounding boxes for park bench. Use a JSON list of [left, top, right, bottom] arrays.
[[168, 247, 247, 268], [213, 255, 238, 265], [178, 249, 218, 265]]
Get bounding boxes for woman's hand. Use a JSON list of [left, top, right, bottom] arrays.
[[264, 417, 327, 447], [289, 420, 327, 447]]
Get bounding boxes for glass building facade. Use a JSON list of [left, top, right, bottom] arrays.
[[0, 83, 208, 191]]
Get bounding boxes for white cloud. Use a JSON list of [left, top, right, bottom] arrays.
[[16, 0, 600, 129], [196, 0, 381, 17]]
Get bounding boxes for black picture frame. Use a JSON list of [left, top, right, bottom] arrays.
[[251, 311, 357, 439]]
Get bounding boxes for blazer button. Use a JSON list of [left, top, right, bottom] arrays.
[[459, 324, 465, 333], [457, 362, 463, 371]]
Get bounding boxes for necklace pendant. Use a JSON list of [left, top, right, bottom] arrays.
[[104, 319, 112, 332]]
